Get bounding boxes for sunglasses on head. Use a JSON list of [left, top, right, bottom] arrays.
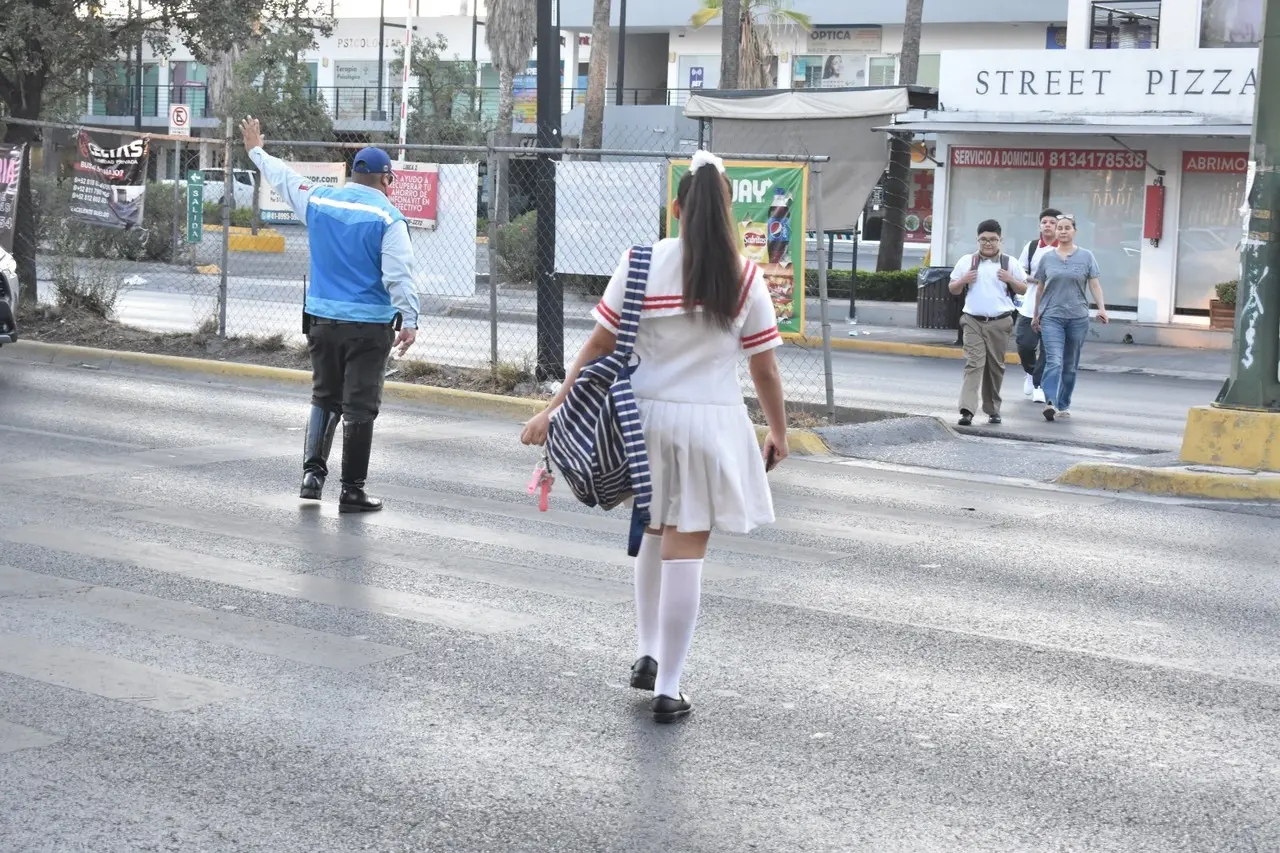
[[1056, 214, 1075, 222]]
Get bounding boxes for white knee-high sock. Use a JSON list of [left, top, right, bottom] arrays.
[[634, 533, 663, 659], [654, 559, 704, 698]]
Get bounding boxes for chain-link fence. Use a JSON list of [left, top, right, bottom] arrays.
[[5, 117, 842, 418]]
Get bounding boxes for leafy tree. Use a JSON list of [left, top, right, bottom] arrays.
[[691, 0, 810, 90], [229, 24, 335, 159], [0, 0, 331, 299], [388, 33, 486, 160]]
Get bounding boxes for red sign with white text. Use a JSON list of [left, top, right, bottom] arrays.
[[1182, 152, 1249, 173], [388, 162, 440, 230], [950, 146, 1147, 171]]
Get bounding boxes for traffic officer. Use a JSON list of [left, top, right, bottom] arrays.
[[241, 117, 419, 513]]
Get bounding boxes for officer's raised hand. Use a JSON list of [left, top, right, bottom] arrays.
[[240, 117, 265, 155]]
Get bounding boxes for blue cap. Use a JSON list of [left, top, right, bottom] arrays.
[[352, 147, 393, 175]]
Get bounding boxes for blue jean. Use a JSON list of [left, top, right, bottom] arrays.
[[1039, 316, 1090, 411]]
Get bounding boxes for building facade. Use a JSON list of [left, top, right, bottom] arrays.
[[894, 0, 1261, 322]]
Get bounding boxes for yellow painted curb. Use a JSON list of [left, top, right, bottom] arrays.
[[753, 424, 829, 457], [202, 225, 286, 254], [1180, 404, 1280, 472], [1057, 462, 1280, 500], [792, 335, 1021, 365]]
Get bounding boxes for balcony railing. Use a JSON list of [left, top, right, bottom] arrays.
[[82, 84, 702, 125]]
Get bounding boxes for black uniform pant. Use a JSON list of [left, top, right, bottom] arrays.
[[307, 320, 394, 424]]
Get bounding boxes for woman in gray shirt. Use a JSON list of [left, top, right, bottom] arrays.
[[1032, 215, 1110, 421]]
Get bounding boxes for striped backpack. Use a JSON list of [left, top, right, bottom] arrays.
[[545, 246, 653, 557]]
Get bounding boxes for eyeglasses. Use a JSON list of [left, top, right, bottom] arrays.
[[977, 236, 1001, 244]]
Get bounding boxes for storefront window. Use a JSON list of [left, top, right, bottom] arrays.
[[869, 57, 896, 86], [1201, 0, 1262, 47], [1049, 167, 1144, 309], [1090, 1, 1160, 49], [945, 146, 1145, 308], [945, 159, 1044, 265], [1176, 152, 1247, 312]]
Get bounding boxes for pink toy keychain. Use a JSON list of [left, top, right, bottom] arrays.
[[527, 452, 554, 512]]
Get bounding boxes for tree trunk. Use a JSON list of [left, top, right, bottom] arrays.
[[494, 67, 516, 226], [3, 87, 44, 305], [719, 0, 741, 90], [580, 0, 611, 159], [876, 0, 923, 272]]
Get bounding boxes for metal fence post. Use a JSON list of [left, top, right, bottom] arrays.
[[219, 117, 231, 338], [171, 140, 182, 263], [812, 162, 836, 421]]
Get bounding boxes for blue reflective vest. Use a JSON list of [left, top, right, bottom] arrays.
[[304, 185, 406, 323]]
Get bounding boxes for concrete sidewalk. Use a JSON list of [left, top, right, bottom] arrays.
[[438, 288, 1231, 382]]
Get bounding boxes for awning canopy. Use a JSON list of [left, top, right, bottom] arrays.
[[684, 88, 928, 231], [877, 120, 1250, 138]]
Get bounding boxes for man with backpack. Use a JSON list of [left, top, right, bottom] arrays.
[[949, 219, 1028, 426], [1014, 208, 1062, 404]]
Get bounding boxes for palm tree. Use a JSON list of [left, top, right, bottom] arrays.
[[580, 0, 611, 158], [483, 0, 536, 227], [484, 0, 537, 136], [719, 0, 741, 89], [691, 0, 811, 90], [876, 0, 923, 272]]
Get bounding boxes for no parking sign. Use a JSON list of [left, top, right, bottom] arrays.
[[168, 104, 191, 137]]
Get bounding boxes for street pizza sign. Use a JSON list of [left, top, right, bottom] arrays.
[[168, 104, 191, 137]]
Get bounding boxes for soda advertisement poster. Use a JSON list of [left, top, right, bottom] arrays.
[[0, 143, 26, 253], [666, 160, 808, 337], [70, 130, 149, 230], [388, 162, 440, 230]]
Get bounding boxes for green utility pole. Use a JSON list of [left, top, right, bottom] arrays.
[[1217, 0, 1280, 411]]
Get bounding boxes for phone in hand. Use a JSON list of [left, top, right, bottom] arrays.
[[765, 445, 778, 472]]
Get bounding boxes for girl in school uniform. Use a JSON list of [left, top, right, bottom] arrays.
[[521, 150, 789, 723]]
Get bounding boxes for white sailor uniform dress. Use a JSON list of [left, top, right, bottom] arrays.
[[591, 238, 783, 534]]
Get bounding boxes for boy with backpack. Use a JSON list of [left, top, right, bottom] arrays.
[[948, 219, 1028, 426], [1014, 207, 1062, 403]]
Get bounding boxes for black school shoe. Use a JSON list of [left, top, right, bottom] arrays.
[[629, 656, 657, 691], [958, 409, 974, 426], [651, 693, 692, 723]]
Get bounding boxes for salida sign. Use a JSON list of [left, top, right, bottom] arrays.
[[939, 48, 1259, 120]]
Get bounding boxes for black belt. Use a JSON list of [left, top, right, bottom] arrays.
[[309, 317, 394, 327], [964, 311, 1014, 322]]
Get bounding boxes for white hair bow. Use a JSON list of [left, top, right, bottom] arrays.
[[689, 150, 726, 174]]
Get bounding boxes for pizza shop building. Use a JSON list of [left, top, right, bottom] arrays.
[[885, 46, 1256, 325]]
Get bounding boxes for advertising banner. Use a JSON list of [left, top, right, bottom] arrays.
[[666, 160, 809, 337], [388, 162, 440, 230], [258, 162, 346, 223], [70, 130, 149, 230], [0, 143, 26, 253]]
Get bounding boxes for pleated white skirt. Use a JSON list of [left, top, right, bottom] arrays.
[[637, 398, 775, 534]]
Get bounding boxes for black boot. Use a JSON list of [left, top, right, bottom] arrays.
[[299, 406, 341, 500], [338, 420, 383, 514]]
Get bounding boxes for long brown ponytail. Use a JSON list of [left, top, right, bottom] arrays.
[[677, 164, 741, 331]]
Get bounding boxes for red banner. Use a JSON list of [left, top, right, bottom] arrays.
[[950, 146, 1146, 171], [388, 161, 440, 230], [1182, 152, 1249, 173]]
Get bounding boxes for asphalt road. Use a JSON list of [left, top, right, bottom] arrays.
[[39, 272, 1213, 454], [0, 358, 1276, 852]]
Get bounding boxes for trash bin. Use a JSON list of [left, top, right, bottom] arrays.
[[916, 266, 962, 330]]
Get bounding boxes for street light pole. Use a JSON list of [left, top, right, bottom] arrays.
[[134, 0, 144, 131], [615, 0, 627, 105], [534, 0, 563, 381], [1215, 0, 1280, 412], [376, 0, 387, 121]]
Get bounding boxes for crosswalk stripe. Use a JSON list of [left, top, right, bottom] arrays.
[[0, 719, 64, 754], [368, 484, 847, 564], [0, 566, 410, 671], [4, 440, 289, 483], [0, 565, 89, 597], [115, 506, 635, 604], [243, 495, 761, 581], [0, 632, 248, 712], [0, 526, 537, 635]]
